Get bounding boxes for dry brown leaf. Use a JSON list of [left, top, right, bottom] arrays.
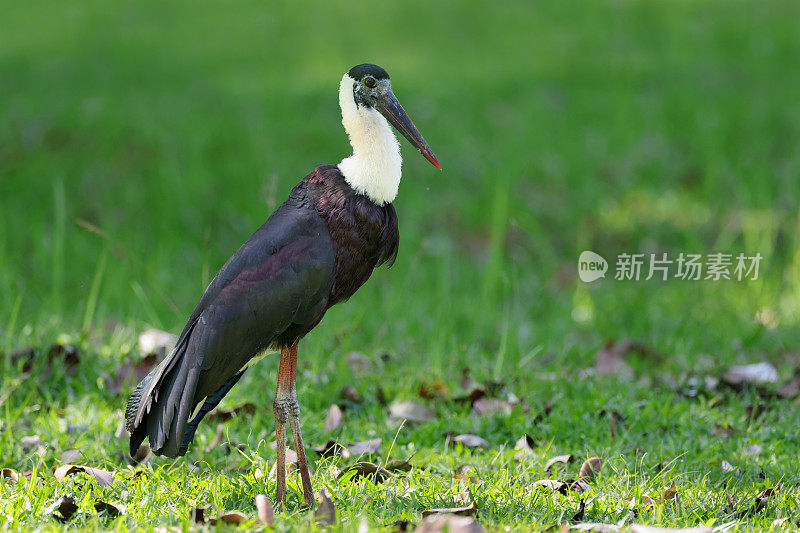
[[21, 435, 44, 453], [418, 380, 450, 400], [46, 496, 79, 523], [313, 440, 351, 459], [346, 351, 372, 373], [594, 340, 635, 380], [1, 468, 20, 482], [106, 353, 158, 395], [452, 434, 489, 449], [662, 482, 678, 500], [422, 502, 477, 518], [340, 385, 362, 403], [54, 464, 114, 487], [545, 454, 574, 471], [324, 404, 344, 432], [207, 403, 256, 422], [514, 434, 537, 461], [414, 514, 486, 533], [385, 453, 415, 473], [571, 523, 620, 532], [337, 462, 394, 483], [348, 438, 382, 455], [60, 448, 81, 463], [579, 457, 602, 480], [94, 499, 126, 517], [724, 362, 778, 385], [777, 370, 800, 398], [389, 400, 436, 423], [472, 397, 512, 416], [208, 510, 249, 525], [138, 328, 176, 356], [255, 494, 274, 526], [532, 479, 586, 494], [315, 490, 336, 527], [630, 525, 711, 533]]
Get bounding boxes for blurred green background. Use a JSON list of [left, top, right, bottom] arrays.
[[2, 0, 800, 371]]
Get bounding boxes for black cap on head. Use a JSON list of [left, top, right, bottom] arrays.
[[348, 63, 390, 81]]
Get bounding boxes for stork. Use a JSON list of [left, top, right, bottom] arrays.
[[125, 63, 440, 507]]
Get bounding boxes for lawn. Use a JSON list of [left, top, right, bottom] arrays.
[[2, 0, 800, 531]]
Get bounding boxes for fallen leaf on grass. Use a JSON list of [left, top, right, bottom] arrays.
[[472, 397, 512, 416], [385, 453, 415, 473], [734, 486, 780, 518], [723, 362, 778, 385], [21, 435, 44, 453], [390, 401, 437, 423], [255, 494, 274, 526], [94, 499, 126, 517], [570, 523, 620, 532], [313, 440, 351, 459], [777, 369, 800, 398], [349, 438, 382, 455], [743, 444, 762, 457], [533, 479, 587, 494], [46, 496, 79, 523], [662, 482, 678, 501], [54, 464, 114, 487], [721, 460, 737, 473], [414, 514, 485, 533], [1, 468, 20, 482], [209, 511, 249, 525], [338, 462, 395, 483], [60, 448, 81, 463], [346, 351, 372, 373], [545, 454, 575, 472], [324, 404, 343, 432], [514, 434, 537, 461], [452, 434, 489, 449], [594, 340, 635, 380], [418, 380, 450, 400], [579, 457, 602, 480], [315, 490, 336, 527], [422, 502, 477, 518], [106, 354, 158, 394], [340, 385, 362, 403], [630, 525, 711, 533], [138, 328, 176, 356], [207, 403, 256, 422]]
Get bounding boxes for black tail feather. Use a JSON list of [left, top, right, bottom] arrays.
[[178, 369, 246, 455]]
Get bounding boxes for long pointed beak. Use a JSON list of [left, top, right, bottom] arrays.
[[376, 90, 442, 170]]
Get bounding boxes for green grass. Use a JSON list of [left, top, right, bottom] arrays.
[[2, 0, 800, 530]]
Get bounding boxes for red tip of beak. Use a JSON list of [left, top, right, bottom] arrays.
[[424, 151, 442, 170]]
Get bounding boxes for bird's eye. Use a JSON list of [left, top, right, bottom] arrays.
[[364, 76, 377, 88]]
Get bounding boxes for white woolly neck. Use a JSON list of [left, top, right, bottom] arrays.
[[337, 74, 402, 205]]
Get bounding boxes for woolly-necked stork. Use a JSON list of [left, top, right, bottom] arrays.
[[125, 63, 440, 506]]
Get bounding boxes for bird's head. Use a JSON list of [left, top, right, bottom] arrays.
[[343, 63, 441, 170]]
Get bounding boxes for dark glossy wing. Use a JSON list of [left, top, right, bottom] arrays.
[[126, 200, 335, 457]]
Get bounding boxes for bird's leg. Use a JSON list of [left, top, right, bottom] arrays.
[[272, 342, 314, 508]]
